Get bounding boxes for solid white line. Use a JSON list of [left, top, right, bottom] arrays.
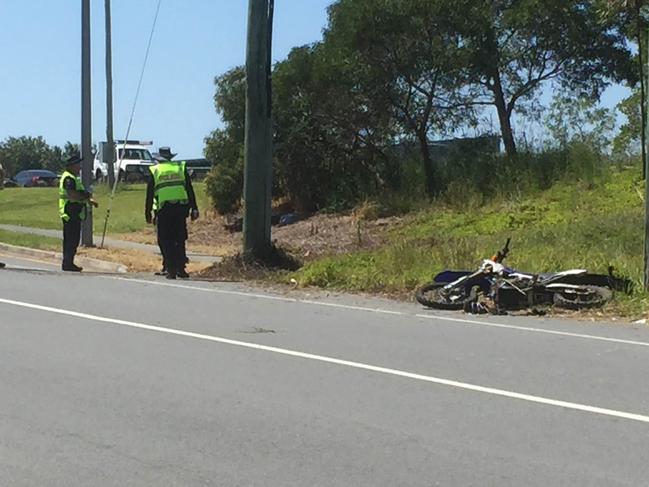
[[416, 314, 649, 348], [104, 276, 649, 348], [2, 296, 649, 424]]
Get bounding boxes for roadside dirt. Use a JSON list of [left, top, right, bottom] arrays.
[[78, 247, 212, 274], [102, 209, 398, 275], [117, 210, 399, 261], [186, 210, 399, 261]]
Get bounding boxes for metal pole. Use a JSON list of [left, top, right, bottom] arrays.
[[243, 0, 273, 258], [105, 0, 116, 188], [81, 0, 94, 246]]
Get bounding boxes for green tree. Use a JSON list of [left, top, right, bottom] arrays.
[[203, 67, 247, 213], [63, 142, 80, 159], [324, 0, 478, 197], [273, 44, 396, 211], [545, 94, 616, 152], [463, 0, 633, 156], [205, 48, 397, 213], [613, 88, 642, 158], [599, 0, 648, 173], [0, 136, 56, 176]]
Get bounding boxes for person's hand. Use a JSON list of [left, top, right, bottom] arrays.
[[146, 212, 152, 224], [190, 208, 200, 221], [90, 198, 99, 208]]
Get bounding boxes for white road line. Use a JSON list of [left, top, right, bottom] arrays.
[[103, 276, 649, 348], [1, 296, 649, 424], [416, 314, 649, 348]]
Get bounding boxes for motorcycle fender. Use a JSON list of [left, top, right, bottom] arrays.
[[434, 271, 472, 283]]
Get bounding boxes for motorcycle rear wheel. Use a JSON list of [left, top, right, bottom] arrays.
[[552, 285, 612, 310], [415, 282, 472, 310]]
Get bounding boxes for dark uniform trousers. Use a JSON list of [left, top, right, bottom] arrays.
[[157, 202, 188, 274], [154, 216, 167, 271], [62, 214, 82, 267]]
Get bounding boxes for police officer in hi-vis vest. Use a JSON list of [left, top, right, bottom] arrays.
[[59, 155, 99, 271], [145, 147, 199, 279]]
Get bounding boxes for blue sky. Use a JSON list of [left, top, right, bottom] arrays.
[[0, 0, 632, 159], [0, 0, 333, 159]]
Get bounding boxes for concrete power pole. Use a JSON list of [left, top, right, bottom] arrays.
[[105, 0, 116, 188], [643, 7, 649, 290], [243, 0, 274, 259], [645, 28, 649, 290], [81, 0, 94, 246]]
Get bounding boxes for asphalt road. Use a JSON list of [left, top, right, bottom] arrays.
[[1, 256, 649, 486]]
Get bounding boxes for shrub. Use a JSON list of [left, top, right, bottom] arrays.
[[205, 158, 243, 214]]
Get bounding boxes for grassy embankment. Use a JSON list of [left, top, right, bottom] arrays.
[[0, 229, 60, 251], [0, 182, 209, 243], [292, 167, 649, 317], [2, 172, 649, 316], [0, 183, 211, 271]]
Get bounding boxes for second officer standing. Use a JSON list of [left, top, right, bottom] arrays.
[[145, 147, 199, 279]]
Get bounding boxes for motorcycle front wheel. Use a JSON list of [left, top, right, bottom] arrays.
[[415, 282, 473, 310], [552, 285, 612, 310]]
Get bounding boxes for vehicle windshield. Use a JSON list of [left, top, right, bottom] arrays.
[[118, 148, 153, 161]]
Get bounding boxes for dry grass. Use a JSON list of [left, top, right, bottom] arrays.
[[112, 209, 397, 263], [78, 247, 212, 274], [197, 246, 301, 282]]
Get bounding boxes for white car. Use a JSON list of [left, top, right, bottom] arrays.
[[94, 140, 156, 182]]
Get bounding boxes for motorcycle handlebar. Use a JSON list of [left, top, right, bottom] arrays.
[[492, 238, 511, 263]]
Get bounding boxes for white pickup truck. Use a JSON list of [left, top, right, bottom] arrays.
[[94, 140, 156, 182]]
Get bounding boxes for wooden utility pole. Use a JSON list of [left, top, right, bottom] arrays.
[[105, 0, 116, 188], [81, 0, 94, 246], [243, 0, 274, 259]]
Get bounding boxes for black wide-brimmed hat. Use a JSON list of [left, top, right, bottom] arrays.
[[66, 154, 83, 166], [155, 147, 177, 161]]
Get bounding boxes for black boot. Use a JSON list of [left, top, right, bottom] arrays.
[[62, 263, 83, 272]]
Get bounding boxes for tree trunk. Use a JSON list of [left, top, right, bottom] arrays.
[[417, 132, 437, 198], [491, 72, 517, 156]]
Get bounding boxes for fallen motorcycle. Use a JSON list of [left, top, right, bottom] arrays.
[[415, 239, 628, 313]]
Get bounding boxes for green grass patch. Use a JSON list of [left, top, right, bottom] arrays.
[[0, 229, 60, 251], [293, 167, 649, 316], [0, 183, 210, 234]]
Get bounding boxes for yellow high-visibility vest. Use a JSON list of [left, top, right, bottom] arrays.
[[150, 161, 188, 208]]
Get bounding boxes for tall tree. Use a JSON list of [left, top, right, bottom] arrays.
[[325, 0, 477, 197], [463, 0, 634, 156], [545, 94, 616, 152], [600, 0, 648, 174], [204, 67, 247, 213], [613, 88, 642, 158], [273, 44, 395, 210], [0, 136, 55, 176]]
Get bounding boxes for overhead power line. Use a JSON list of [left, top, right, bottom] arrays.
[[100, 0, 163, 249]]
